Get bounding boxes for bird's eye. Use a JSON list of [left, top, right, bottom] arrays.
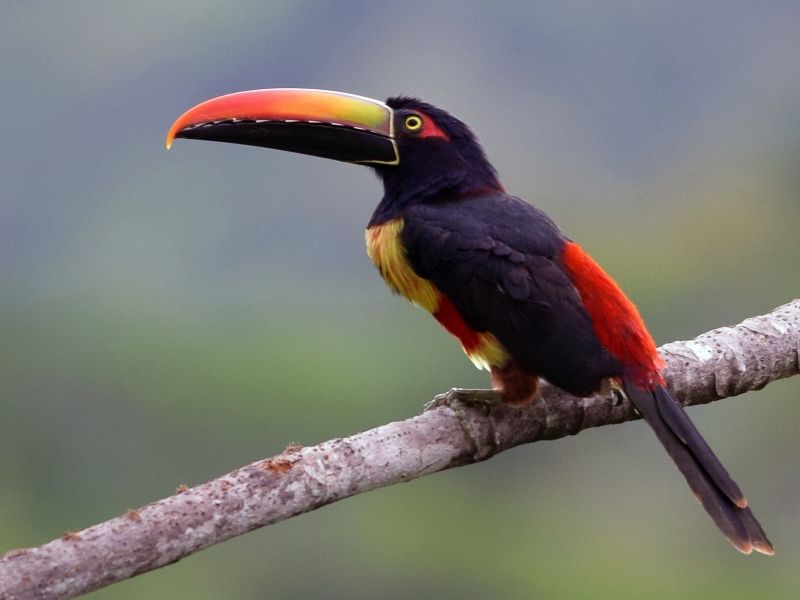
[[402, 114, 423, 132]]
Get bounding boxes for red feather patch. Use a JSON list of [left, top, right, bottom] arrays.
[[561, 241, 664, 389], [434, 294, 481, 352]]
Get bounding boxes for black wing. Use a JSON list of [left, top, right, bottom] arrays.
[[402, 192, 622, 396]]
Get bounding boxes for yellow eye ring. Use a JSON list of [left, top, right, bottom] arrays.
[[403, 114, 423, 132]]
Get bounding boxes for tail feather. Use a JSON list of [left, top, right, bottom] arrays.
[[652, 385, 745, 507], [621, 380, 773, 555]]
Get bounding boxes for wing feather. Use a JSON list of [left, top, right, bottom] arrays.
[[402, 192, 622, 396]]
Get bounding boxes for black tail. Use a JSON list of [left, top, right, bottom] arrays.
[[621, 380, 773, 555]]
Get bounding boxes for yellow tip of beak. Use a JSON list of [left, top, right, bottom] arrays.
[[165, 116, 185, 149]]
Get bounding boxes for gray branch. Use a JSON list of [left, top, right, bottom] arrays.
[[2, 300, 798, 599]]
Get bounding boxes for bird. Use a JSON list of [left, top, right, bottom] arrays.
[[167, 88, 773, 555]]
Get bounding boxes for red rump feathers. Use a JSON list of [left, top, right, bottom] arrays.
[[561, 241, 665, 389]]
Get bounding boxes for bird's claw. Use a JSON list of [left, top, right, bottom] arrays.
[[424, 388, 501, 460], [424, 387, 500, 412]]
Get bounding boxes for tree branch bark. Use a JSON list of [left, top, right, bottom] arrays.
[[2, 300, 798, 599]]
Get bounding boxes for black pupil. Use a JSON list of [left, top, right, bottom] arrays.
[[406, 116, 421, 129]]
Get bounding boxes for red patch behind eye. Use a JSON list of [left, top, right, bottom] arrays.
[[417, 111, 450, 140]]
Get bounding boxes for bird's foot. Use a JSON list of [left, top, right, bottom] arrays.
[[424, 387, 501, 411], [607, 380, 627, 405], [607, 379, 637, 414], [424, 388, 502, 460]]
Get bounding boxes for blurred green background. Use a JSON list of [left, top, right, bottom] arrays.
[[2, 2, 799, 598]]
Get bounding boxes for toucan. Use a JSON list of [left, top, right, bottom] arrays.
[[167, 88, 772, 554]]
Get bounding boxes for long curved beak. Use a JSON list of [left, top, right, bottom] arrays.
[[166, 88, 397, 165]]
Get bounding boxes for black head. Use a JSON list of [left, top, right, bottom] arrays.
[[372, 97, 502, 216]]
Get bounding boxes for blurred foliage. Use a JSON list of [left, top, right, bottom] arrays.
[[1, 2, 799, 598]]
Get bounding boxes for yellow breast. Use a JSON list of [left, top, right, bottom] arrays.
[[365, 218, 508, 372], [365, 218, 439, 314]]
